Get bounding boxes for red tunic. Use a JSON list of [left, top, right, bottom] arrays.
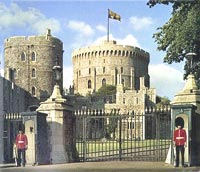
[[173, 128, 186, 146], [15, 134, 28, 149]]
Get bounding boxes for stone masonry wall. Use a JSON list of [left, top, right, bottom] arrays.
[[4, 29, 63, 102], [72, 40, 150, 96]]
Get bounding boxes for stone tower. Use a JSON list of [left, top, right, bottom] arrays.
[[72, 40, 150, 96], [4, 29, 63, 102]]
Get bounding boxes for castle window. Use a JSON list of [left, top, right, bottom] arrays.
[[9, 68, 17, 80], [121, 67, 123, 73], [21, 52, 26, 61], [103, 67, 105, 73], [102, 78, 106, 86], [88, 80, 92, 88], [89, 68, 91, 74], [13, 68, 17, 79], [32, 86, 36, 96], [31, 52, 36, 61], [79, 70, 81, 76], [122, 78, 124, 85], [32, 68, 36, 77]]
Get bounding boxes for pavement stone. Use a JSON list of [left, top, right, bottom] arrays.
[[1, 161, 200, 172]]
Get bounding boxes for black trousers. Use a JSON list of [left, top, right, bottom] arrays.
[[17, 149, 26, 166], [175, 145, 185, 166]]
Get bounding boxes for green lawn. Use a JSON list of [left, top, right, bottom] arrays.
[[76, 139, 171, 153]]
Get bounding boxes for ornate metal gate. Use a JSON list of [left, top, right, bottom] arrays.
[[75, 108, 171, 162], [3, 113, 22, 163]]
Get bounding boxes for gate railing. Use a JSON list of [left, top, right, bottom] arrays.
[[74, 107, 171, 162], [3, 113, 22, 163]]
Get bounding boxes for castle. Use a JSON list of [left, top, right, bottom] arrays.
[[1, 30, 157, 163], [4, 29, 63, 102], [72, 40, 150, 96]]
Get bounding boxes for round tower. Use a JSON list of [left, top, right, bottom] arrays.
[[4, 29, 63, 102], [72, 40, 150, 96]]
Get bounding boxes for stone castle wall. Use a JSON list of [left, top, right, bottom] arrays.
[[72, 40, 150, 96], [4, 29, 63, 102]]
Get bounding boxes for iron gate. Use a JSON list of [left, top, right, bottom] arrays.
[[3, 113, 22, 163], [75, 109, 171, 162]]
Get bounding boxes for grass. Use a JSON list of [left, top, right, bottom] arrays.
[[76, 139, 171, 153]]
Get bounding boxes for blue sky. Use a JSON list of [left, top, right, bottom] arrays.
[[0, 0, 186, 100]]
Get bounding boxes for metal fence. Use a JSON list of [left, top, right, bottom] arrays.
[[3, 113, 22, 163], [75, 108, 171, 162], [3, 107, 171, 163]]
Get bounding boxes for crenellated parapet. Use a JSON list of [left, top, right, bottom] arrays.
[[72, 40, 150, 96], [72, 40, 149, 63]]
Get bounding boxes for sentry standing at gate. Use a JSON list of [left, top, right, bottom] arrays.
[[173, 125, 187, 167], [15, 129, 28, 167]]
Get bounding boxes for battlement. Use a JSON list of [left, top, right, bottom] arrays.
[[4, 29, 62, 46], [72, 40, 149, 59]]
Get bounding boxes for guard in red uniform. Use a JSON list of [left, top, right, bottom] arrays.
[[15, 130, 28, 167], [173, 125, 187, 167]]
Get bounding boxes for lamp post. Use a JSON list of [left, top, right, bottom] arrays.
[[186, 52, 197, 73], [52, 65, 62, 85]]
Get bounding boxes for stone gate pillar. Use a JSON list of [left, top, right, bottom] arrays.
[[0, 77, 3, 163], [37, 84, 77, 164]]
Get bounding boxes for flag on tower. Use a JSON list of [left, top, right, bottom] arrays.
[[108, 9, 121, 21]]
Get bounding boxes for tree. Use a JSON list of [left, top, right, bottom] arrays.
[[156, 95, 170, 109], [147, 0, 200, 85], [95, 84, 116, 97]]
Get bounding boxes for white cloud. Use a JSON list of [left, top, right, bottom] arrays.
[[0, 3, 61, 34], [63, 65, 73, 89], [117, 34, 140, 47], [93, 34, 140, 47], [149, 64, 185, 100], [67, 20, 94, 36], [96, 24, 107, 33], [129, 16, 153, 31]]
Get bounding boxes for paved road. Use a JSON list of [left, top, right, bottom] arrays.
[[1, 161, 200, 172]]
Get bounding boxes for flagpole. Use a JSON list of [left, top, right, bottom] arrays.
[[107, 9, 109, 42]]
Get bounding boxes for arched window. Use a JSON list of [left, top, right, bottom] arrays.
[[32, 86, 36, 96], [32, 68, 36, 77], [13, 68, 17, 79], [121, 67, 123, 73], [88, 80, 92, 88], [31, 52, 36, 61], [122, 78, 124, 85], [102, 78, 106, 86], [10, 68, 17, 80], [103, 67, 105, 73], [21, 52, 26, 61]]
